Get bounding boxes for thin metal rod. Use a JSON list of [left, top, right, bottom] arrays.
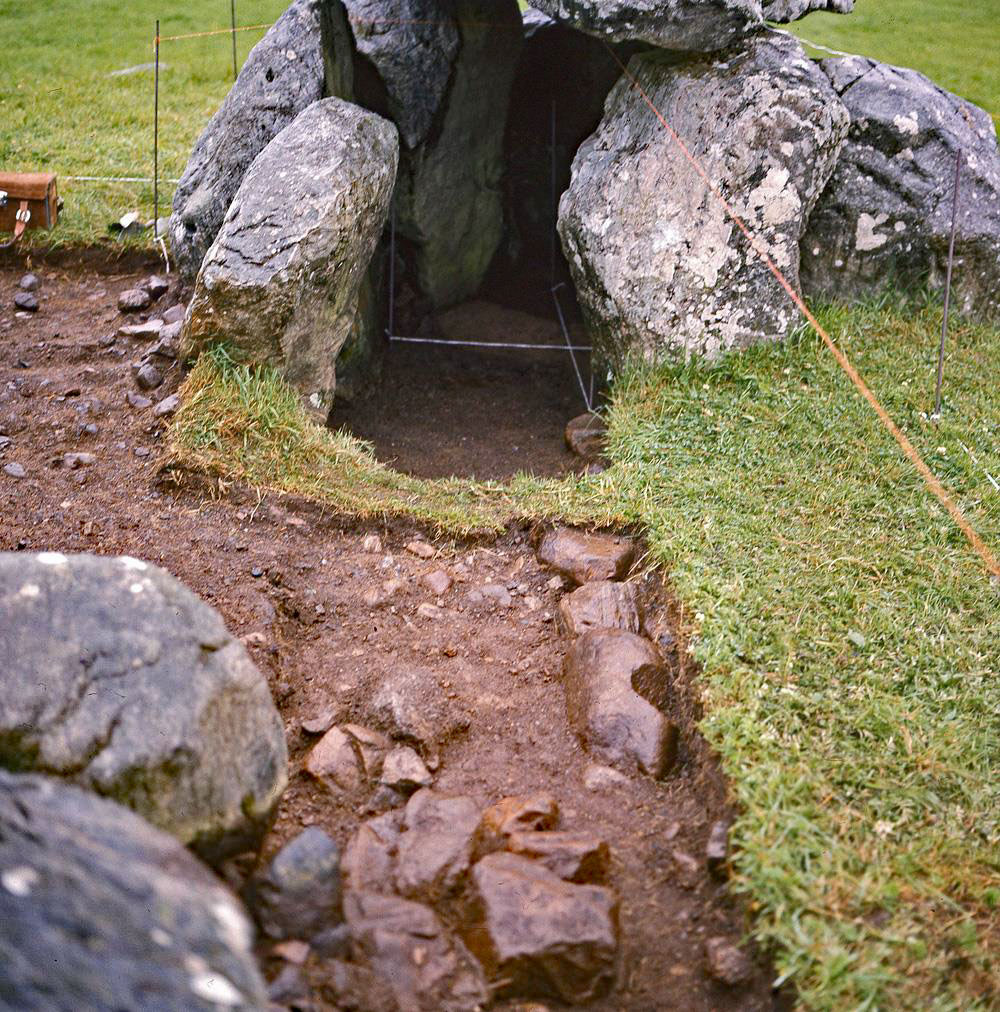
[[551, 284, 593, 411], [388, 335, 591, 352], [934, 148, 962, 417], [387, 202, 396, 338], [550, 97, 557, 290], [230, 0, 239, 80], [153, 20, 160, 236]]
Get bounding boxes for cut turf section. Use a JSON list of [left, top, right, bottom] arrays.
[[172, 297, 1000, 1009]]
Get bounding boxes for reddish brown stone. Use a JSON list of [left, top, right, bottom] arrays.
[[394, 789, 480, 903], [344, 891, 487, 1011], [562, 629, 677, 778], [305, 727, 363, 793], [506, 830, 610, 883], [565, 412, 606, 460], [478, 793, 560, 854], [704, 935, 752, 986], [341, 810, 403, 894], [557, 580, 642, 639], [466, 852, 619, 1004], [536, 528, 636, 585]]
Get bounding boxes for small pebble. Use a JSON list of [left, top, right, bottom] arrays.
[[153, 393, 179, 417], [161, 304, 186, 325], [3, 462, 26, 479], [361, 533, 383, 553], [133, 447, 150, 458], [126, 391, 153, 409], [13, 293, 38, 313], [406, 541, 435, 559], [134, 363, 163, 390], [63, 452, 96, 469], [118, 288, 152, 313], [251, 566, 264, 578], [19, 274, 39, 292]]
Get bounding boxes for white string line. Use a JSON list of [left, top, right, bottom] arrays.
[[64, 175, 181, 184], [767, 26, 856, 59], [388, 335, 591, 352]]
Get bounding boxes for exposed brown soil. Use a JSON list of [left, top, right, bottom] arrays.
[[0, 251, 784, 1012], [330, 300, 592, 481]]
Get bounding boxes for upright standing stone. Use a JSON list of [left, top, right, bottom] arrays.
[[182, 98, 399, 417], [170, 0, 355, 279], [801, 55, 1000, 322], [559, 35, 848, 367]]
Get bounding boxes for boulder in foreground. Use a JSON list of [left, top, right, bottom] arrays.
[[182, 98, 399, 418], [0, 771, 268, 1010], [0, 551, 287, 862]]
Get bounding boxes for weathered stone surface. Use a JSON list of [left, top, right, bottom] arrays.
[[380, 744, 433, 793], [565, 412, 607, 460], [118, 287, 152, 312], [537, 528, 636, 585], [562, 629, 677, 777], [466, 852, 619, 1003], [306, 722, 391, 795], [351, 0, 522, 306], [0, 552, 287, 861], [344, 891, 489, 1011], [557, 580, 642, 638], [341, 810, 404, 893], [170, 0, 355, 279], [0, 771, 268, 1010], [245, 827, 342, 940], [706, 819, 730, 877], [507, 830, 611, 883], [705, 935, 753, 985], [394, 788, 480, 902], [529, 0, 761, 51], [801, 56, 1000, 321], [182, 98, 399, 417], [559, 35, 848, 366], [764, 0, 853, 19]]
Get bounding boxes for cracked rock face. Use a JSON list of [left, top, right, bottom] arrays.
[[0, 552, 288, 863], [528, 0, 763, 51], [559, 34, 848, 365], [170, 0, 355, 280], [763, 0, 853, 20], [182, 98, 399, 418], [347, 0, 523, 307], [0, 771, 268, 1011], [801, 56, 1000, 322]]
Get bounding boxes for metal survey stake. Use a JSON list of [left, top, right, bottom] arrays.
[[934, 149, 962, 418], [153, 20, 160, 236], [230, 0, 239, 80]]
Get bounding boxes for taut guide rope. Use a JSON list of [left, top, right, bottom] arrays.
[[600, 41, 1000, 581]]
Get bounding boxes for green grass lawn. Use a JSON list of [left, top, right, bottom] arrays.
[[0, 0, 289, 246]]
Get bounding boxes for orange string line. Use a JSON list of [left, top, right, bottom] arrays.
[[602, 43, 1000, 581]]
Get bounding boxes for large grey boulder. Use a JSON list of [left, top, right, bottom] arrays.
[[527, 0, 762, 51], [0, 771, 268, 1011], [346, 0, 523, 307], [763, 0, 853, 19], [0, 552, 287, 862], [170, 0, 355, 279], [182, 98, 399, 417], [801, 56, 1000, 321], [559, 35, 848, 366]]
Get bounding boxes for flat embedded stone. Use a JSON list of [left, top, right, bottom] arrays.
[[557, 580, 642, 638], [506, 830, 610, 883], [536, 528, 636, 585]]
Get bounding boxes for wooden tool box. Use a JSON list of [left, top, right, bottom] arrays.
[[0, 173, 60, 241]]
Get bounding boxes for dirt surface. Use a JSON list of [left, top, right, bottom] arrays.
[[330, 300, 591, 481], [0, 252, 784, 1012]]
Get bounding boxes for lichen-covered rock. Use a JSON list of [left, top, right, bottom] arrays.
[[528, 0, 762, 51], [182, 98, 399, 417], [801, 55, 1000, 321], [763, 0, 853, 19], [346, 0, 523, 306], [559, 35, 848, 366], [170, 0, 354, 279], [0, 552, 287, 862], [0, 771, 268, 1010]]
